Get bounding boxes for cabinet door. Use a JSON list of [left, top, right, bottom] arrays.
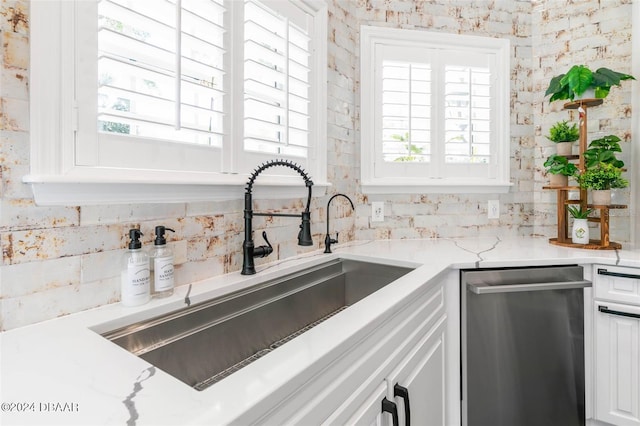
[[595, 301, 640, 426], [250, 275, 448, 425], [387, 315, 447, 426]]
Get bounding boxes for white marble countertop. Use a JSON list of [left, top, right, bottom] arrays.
[[2, 237, 640, 426]]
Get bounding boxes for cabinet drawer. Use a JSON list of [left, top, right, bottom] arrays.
[[594, 265, 640, 306]]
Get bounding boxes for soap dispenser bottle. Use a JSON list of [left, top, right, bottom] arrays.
[[121, 229, 151, 307], [149, 226, 175, 297]]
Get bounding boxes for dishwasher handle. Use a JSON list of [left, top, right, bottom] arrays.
[[468, 280, 592, 295]]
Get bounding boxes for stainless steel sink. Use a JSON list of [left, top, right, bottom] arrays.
[[101, 258, 414, 391]]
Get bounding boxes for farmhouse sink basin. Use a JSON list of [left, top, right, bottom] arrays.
[[101, 258, 414, 391]]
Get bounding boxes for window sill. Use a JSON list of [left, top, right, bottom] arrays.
[[23, 173, 329, 206], [361, 179, 513, 195]]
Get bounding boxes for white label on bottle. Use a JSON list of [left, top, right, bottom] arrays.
[[154, 256, 174, 292], [123, 256, 150, 305]]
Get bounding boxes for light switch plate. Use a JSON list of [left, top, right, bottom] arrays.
[[488, 200, 500, 219]]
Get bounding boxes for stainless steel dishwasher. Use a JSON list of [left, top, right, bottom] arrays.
[[461, 265, 592, 426]]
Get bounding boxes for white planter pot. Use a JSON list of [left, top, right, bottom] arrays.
[[572, 218, 589, 244], [549, 174, 568, 187], [574, 88, 596, 101], [592, 189, 611, 205], [556, 142, 573, 156]]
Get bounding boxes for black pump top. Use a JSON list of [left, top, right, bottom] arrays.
[[154, 226, 175, 246], [128, 229, 143, 249]]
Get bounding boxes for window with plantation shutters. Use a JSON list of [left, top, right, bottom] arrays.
[[361, 26, 512, 194], [28, 0, 327, 205]]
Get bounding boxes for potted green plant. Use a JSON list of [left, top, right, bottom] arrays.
[[547, 120, 579, 155], [567, 206, 592, 244], [545, 65, 635, 102], [578, 163, 628, 205], [544, 154, 578, 187], [583, 134, 625, 169], [567, 205, 593, 219]]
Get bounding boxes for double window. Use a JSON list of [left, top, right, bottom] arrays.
[[28, 0, 327, 204], [360, 26, 511, 193]]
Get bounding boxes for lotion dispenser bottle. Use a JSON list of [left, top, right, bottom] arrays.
[[121, 229, 151, 306], [150, 226, 175, 297]]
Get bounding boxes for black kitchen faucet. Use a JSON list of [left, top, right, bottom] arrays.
[[241, 159, 314, 275], [324, 193, 355, 254]]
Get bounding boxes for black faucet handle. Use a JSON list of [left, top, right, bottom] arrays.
[[254, 231, 274, 258], [325, 233, 339, 244], [323, 233, 339, 254]]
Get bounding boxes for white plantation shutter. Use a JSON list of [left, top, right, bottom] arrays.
[[439, 51, 495, 179], [97, 0, 225, 144], [374, 45, 436, 178], [444, 65, 491, 164], [243, 0, 311, 160], [76, 0, 226, 172], [381, 59, 432, 163]]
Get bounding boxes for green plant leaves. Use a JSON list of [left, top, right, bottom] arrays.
[[545, 65, 635, 102], [545, 74, 565, 97], [391, 132, 425, 162], [567, 205, 592, 219], [583, 135, 624, 168], [547, 120, 579, 142], [559, 65, 594, 98], [593, 68, 636, 86], [592, 69, 635, 98], [546, 74, 572, 102], [544, 154, 578, 176], [578, 163, 627, 190], [594, 86, 610, 99]]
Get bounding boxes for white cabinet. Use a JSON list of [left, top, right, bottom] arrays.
[[249, 269, 454, 426], [386, 316, 446, 426], [335, 314, 446, 426], [593, 265, 640, 426], [325, 277, 448, 426]]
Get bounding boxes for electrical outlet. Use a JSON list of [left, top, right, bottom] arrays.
[[372, 202, 384, 222], [488, 200, 500, 219]]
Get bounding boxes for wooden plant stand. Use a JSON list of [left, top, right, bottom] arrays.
[[543, 99, 626, 250]]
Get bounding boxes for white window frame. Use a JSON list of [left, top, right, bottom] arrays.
[[25, 0, 327, 206], [360, 25, 512, 194]]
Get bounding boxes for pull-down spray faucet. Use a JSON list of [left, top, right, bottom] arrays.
[[324, 193, 355, 254], [242, 159, 314, 275]]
